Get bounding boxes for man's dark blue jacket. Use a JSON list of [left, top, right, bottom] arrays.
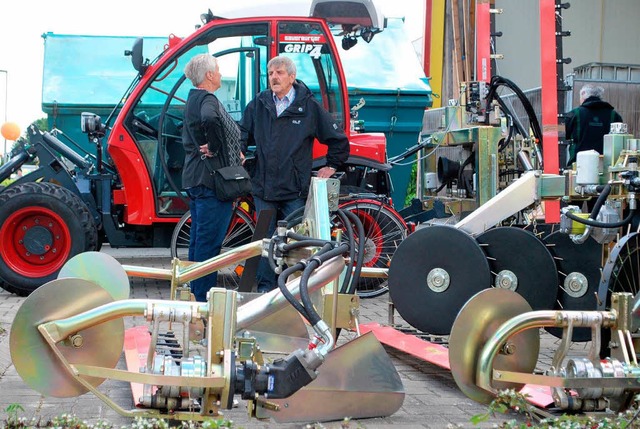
[[240, 80, 349, 201]]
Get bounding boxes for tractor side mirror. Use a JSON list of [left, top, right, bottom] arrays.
[[125, 38, 148, 75]]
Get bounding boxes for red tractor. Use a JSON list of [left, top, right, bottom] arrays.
[[0, 0, 406, 296]]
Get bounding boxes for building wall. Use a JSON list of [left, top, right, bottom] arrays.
[[493, 0, 640, 90]]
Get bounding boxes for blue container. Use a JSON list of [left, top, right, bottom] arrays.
[[337, 18, 432, 207]]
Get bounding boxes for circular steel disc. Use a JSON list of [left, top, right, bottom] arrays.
[[544, 231, 602, 341], [58, 251, 130, 300], [388, 225, 491, 335], [449, 288, 540, 404], [10, 278, 124, 398], [477, 227, 558, 312]]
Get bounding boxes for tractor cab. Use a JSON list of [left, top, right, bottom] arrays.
[[108, 0, 388, 223]]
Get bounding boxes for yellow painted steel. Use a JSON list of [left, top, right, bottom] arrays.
[[429, 0, 446, 108]]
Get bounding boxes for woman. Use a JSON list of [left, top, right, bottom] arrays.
[[181, 53, 241, 301]]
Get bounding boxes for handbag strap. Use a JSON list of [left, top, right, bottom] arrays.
[[214, 98, 243, 167]]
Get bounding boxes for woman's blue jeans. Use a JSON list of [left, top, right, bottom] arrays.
[[186, 185, 233, 302]]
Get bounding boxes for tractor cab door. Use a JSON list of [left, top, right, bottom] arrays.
[[120, 16, 349, 220], [123, 22, 268, 216]]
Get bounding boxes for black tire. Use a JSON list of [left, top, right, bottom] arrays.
[[335, 199, 407, 298], [170, 206, 256, 290], [0, 182, 98, 296]]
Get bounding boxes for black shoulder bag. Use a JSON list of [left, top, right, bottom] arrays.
[[207, 99, 252, 201]]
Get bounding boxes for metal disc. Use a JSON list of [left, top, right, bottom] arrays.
[[58, 251, 130, 300], [449, 288, 540, 404], [477, 227, 558, 311], [544, 231, 602, 341], [388, 225, 491, 335], [10, 277, 124, 398]]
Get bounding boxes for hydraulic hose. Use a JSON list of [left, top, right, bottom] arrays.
[[565, 208, 635, 229], [298, 243, 334, 325], [299, 243, 350, 325], [335, 209, 356, 292], [342, 209, 366, 294], [284, 206, 305, 228], [277, 262, 313, 321], [589, 184, 612, 220]]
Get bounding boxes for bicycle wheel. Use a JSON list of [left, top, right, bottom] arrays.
[[336, 199, 407, 298], [170, 206, 256, 290]]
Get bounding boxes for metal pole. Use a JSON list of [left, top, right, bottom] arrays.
[[0, 69, 7, 162]]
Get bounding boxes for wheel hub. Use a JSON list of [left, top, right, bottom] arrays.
[[476, 227, 558, 312], [23, 225, 54, 255], [427, 268, 450, 292], [362, 237, 377, 265], [495, 270, 518, 291], [388, 225, 491, 335], [564, 272, 588, 298]]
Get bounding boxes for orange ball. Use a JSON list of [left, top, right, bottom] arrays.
[[1, 122, 20, 141]]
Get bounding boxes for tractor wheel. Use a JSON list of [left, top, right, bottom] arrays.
[[0, 182, 98, 296]]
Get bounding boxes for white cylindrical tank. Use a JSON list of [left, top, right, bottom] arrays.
[[576, 150, 600, 185]]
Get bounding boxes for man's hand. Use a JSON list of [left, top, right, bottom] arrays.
[[317, 166, 336, 178]]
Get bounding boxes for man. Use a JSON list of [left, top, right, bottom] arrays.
[[240, 55, 350, 293], [565, 83, 622, 166]]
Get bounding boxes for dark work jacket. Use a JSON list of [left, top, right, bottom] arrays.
[[239, 81, 350, 201], [182, 89, 225, 190], [565, 96, 623, 166]]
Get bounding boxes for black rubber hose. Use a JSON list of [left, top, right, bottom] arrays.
[[342, 209, 366, 294], [283, 238, 335, 250], [589, 184, 612, 220], [298, 243, 334, 325], [267, 235, 279, 272], [299, 243, 350, 325], [565, 208, 635, 228], [277, 262, 312, 321], [457, 152, 475, 196], [335, 209, 355, 292], [284, 206, 305, 228], [498, 116, 516, 152]]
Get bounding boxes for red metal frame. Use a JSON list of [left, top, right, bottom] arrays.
[[360, 322, 555, 408], [539, 0, 561, 222], [475, 0, 491, 82]]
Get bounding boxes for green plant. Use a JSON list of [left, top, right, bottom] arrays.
[[4, 404, 25, 428], [474, 390, 640, 428], [1, 405, 235, 429], [471, 389, 534, 427]]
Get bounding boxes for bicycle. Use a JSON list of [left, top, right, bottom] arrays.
[[333, 193, 407, 298], [170, 196, 256, 290]]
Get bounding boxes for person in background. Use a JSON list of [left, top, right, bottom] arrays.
[[565, 83, 623, 166], [182, 53, 241, 302], [239, 55, 350, 293]]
